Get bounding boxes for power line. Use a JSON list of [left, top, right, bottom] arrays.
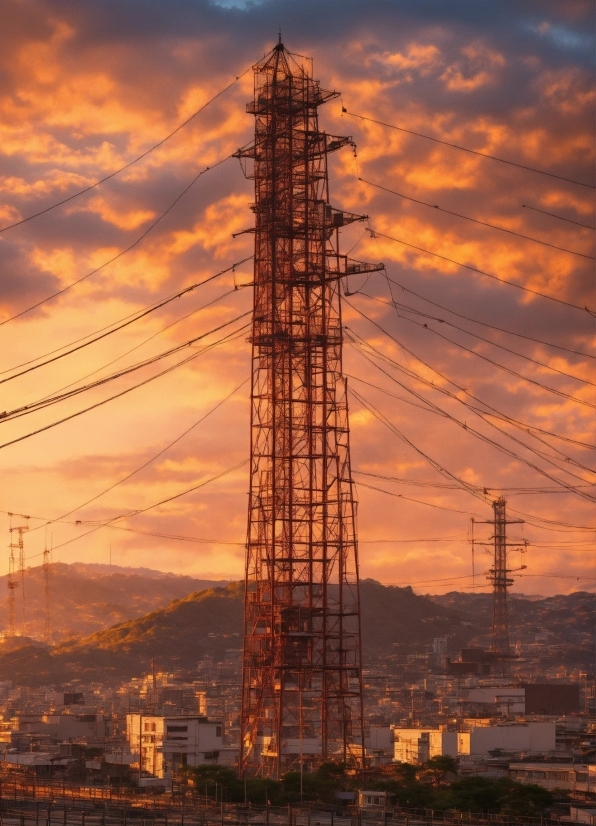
[[50, 459, 248, 552], [360, 178, 594, 260], [367, 225, 595, 315], [347, 354, 596, 501], [31, 377, 249, 532], [0, 155, 231, 326], [347, 326, 596, 489], [355, 293, 596, 412], [1, 311, 251, 422], [355, 480, 476, 514], [0, 322, 250, 451], [381, 271, 595, 361], [350, 382, 596, 533], [0, 66, 252, 235], [345, 312, 596, 475], [349, 385, 486, 502], [353, 469, 595, 496], [363, 291, 595, 390], [0, 259, 250, 386], [342, 108, 595, 189], [345, 321, 596, 485], [33, 288, 239, 405], [522, 203, 596, 230]]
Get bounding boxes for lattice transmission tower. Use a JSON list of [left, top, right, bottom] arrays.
[[481, 497, 526, 676], [236, 40, 382, 777], [8, 514, 29, 636]]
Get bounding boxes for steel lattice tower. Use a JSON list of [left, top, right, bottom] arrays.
[[489, 497, 512, 660], [486, 497, 525, 676], [236, 41, 382, 777]]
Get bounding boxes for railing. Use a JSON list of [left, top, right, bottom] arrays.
[[0, 779, 567, 826]]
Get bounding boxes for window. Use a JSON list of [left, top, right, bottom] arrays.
[[216, 726, 222, 738], [167, 725, 188, 733]]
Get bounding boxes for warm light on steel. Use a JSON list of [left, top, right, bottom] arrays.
[[236, 42, 383, 777]]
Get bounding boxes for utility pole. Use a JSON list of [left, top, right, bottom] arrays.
[[236, 39, 382, 777], [8, 514, 29, 636]]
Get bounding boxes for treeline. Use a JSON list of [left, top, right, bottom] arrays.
[[187, 759, 553, 818]]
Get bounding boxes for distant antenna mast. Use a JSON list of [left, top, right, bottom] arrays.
[[43, 528, 51, 643], [8, 513, 29, 636], [477, 497, 526, 676]]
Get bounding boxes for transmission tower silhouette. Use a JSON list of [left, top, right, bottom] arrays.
[[8, 514, 29, 636], [236, 41, 382, 777], [479, 497, 526, 676]]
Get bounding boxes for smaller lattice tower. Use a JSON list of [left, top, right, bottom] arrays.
[[486, 498, 525, 675], [43, 537, 51, 643], [8, 515, 29, 636]]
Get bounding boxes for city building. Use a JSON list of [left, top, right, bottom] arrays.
[[457, 721, 555, 757], [393, 728, 458, 763], [126, 714, 223, 780], [509, 762, 596, 795]]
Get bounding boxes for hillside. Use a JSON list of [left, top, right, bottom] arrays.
[[0, 580, 467, 686], [1, 578, 592, 687], [430, 590, 595, 671], [0, 563, 228, 641]]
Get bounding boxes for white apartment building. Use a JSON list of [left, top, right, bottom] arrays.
[[457, 721, 555, 757], [126, 714, 223, 780], [394, 729, 458, 763], [394, 721, 555, 764]]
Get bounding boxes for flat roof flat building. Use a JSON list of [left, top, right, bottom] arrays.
[[126, 714, 223, 781]]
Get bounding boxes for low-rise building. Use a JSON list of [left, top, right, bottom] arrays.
[[126, 714, 223, 780], [394, 728, 458, 763], [458, 721, 555, 757], [509, 762, 596, 795]]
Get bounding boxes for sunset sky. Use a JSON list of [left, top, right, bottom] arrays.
[[0, 0, 594, 597]]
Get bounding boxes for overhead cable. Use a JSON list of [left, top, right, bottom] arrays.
[[30, 378, 249, 532], [33, 288, 239, 405], [346, 322, 596, 483], [0, 258, 251, 386], [353, 469, 595, 496], [50, 459, 248, 552], [0, 155, 232, 326], [0, 66, 252, 235], [355, 480, 476, 515], [361, 179, 594, 260], [367, 225, 594, 315], [381, 271, 595, 361], [355, 293, 596, 410], [348, 385, 487, 503], [0, 322, 250, 451], [1, 311, 251, 422], [522, 204, 596, 230], [363, 291, 594, 389], [347, 352, 596, 501], [350, 383, 596, 532], [342, 109, 595, 189]]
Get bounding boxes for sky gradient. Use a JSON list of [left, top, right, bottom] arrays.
[[0, 0, 594, 597]]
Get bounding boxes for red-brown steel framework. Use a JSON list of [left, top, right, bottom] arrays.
[[478, 497, 526, 676], [235, 41, 382, 777]]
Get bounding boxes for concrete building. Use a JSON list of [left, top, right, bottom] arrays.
[[458, 721, 555, 757], [509, 763, 596, 795], [465, 686, 525, 715], [126, 714, 223, 780], [394, 728, 458, 763], [394, 722, 555, 764]]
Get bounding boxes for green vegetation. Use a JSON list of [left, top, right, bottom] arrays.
[[187, 761, 554, 816]]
